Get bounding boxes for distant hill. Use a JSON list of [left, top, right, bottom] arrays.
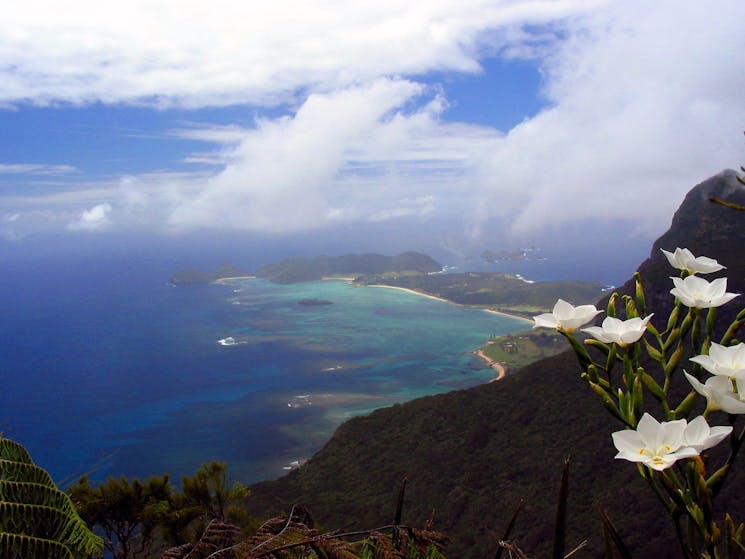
[[170, 263, 253, 285], [255, 251, 442, 283], [246, 169, 745, 558]]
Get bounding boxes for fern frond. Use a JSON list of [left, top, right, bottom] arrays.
[[0, 436, 103, 558]]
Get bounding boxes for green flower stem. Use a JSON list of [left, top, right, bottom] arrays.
[[704, 307, 717, 351], [644, 338, 665, 365], [639, 465, 676, 516], [691, 308, 703, 357], [605, 342, 618, 382], [622, 350, 635, 390], [672, 391, 697, 420], [663, 301, 683, 337], [679, 308, 695, 342], [720, 311, 745, 346], [634, 272, 646, 317], [606, 292, 618, 318], [587, 381, 628, 426], [655, 468, 713, 555], [624, 294, 639, 319], [561, 331, 595, 369], [663, 327, 681, 354]]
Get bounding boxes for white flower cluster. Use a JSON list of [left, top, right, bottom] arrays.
[[672, 248, 745, 414], [533, 247, 742, 471], [612, 413, 730, 471], [532, 299, 650, 348], [686, 343, 745, 414]]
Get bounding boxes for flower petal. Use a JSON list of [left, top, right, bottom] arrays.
[[635, 413, 662, 447], [533, 313, 559, 329], [612, 429, 645, 456]]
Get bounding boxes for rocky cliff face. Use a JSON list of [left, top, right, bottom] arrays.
[[247, 169, 745, 559], [618, 169, 745, 327]]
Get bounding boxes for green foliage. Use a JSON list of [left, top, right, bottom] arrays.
[[168, 461, 251, 544], [0, 436, 103, 559], [480, 330, 565, 372], [244, 170, 745, 558], [357, 272, 605, 314], [68, 461, 253, 558], [69, 473, 173, 558], [256, 252, 441, 283], [246, 354, 635, 558], [561, 264, 745, 557]]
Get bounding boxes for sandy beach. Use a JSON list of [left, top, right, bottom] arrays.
[[364, 283, 453, 304], [478, 307, 533, 324], [321, 276, 357, 281], [213, 275, 257, 284], [473, 349, 507, 382], [333, 280, 531, 384], [214, 275, 528, 386], [366, 283, 533, 323]]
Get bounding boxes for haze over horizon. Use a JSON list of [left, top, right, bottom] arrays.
[[2, 1, 744, 276]]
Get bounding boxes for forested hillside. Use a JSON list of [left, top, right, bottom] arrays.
[[246, 169, 745, 558]]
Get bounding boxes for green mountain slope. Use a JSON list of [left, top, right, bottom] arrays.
[[246, 169, 745, 558]]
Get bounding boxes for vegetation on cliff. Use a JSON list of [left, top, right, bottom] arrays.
[[245, 170, 745, 558]]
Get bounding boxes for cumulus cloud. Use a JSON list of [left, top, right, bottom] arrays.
[[2, 0, 744, 249], [167, 79, 498, 232], [67, 203, 113, 231], [472, 0, 745, 240], [163, 0, 745, 241], [0, 0, 596, 108]]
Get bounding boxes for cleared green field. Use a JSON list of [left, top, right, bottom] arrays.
[[481, 329, 566, 372]]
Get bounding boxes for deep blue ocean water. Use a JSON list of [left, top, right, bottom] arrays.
[[0, 248, 530, 485]]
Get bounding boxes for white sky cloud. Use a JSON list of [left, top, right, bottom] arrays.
[[0, 0, 596, 108], [67, 203, 113, 231], [0, 164, 77, 175], [1, 0, 744, 250], [161, 79, 502, 233], [475, 0, 745, 239]]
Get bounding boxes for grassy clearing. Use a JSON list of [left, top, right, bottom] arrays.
[[481, 329, 565, 372]]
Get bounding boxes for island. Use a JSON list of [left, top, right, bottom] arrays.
[[169, 251, 441, 285]]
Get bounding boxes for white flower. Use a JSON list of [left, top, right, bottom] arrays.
[[612, 413, 698, 471], [690, 342, 745, 383], [683, 415, 732, 452], [582, 314, 654, 347], [670, 276, 738, 309], [661, 247, 725, 275], [532, 299, 602, 333], [685, 372, 745, 413]]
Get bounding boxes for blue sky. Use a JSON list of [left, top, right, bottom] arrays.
[[2, 0, 745, 266]]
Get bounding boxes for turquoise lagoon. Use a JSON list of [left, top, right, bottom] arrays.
[[0, 274, 528, 484]]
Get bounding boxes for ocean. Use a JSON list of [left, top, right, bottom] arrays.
[[0, 245, 530, 485]]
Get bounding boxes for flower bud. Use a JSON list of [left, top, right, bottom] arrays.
[[634, 272, 646, 316]]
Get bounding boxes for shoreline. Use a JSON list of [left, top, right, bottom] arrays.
[[213, 275, 531, 386], [211, 275, 533, 324], [212, 275, 257, 284], [362, 283, 533, 324], [473, 349, 507, 382], [363, 283, 453, 304], [362, 283, 531, 384]]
